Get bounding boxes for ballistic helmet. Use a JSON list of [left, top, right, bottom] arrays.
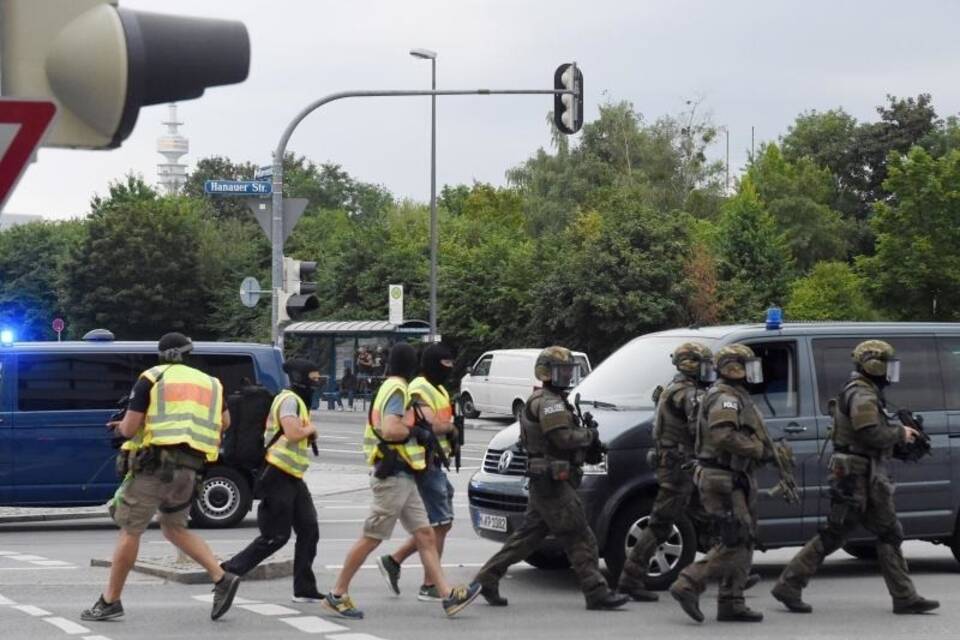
[[852, 340, 899, 383], [671, 342, 713, 376], [535, 345, 581, 390], [158, 332, 193, 363], [715, 343, 762, 383]]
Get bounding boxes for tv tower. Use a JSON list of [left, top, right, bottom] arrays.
[[157, 103, 189, 195]]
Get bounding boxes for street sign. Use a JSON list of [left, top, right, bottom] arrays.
[[0, 100, 56, 211], [246, 198, 308, 244], [51, 317, 64, 332], [239, 276, 262, 308], [254, 165, 273, 181], [389, 284, 403, 324], [204, 179, 272, 196]]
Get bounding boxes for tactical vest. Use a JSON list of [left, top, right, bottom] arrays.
[[264, 390, 311, 479], [520, 388, 578, 463], [654, 375, 699, 451], [831, 374, 889, 457], [408, 376, 453, 457], [362, 378, 426, 472], [695, 381, 763, 467], [141, 364, 223, 462]]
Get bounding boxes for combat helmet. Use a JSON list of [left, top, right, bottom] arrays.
[[671, 342, 713, 377], [535, 345, 581, 390], [715, 343, 762, 383], [852, 340, 900, 383]]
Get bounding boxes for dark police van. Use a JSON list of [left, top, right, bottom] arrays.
[[0, 333, 286, 527], [469, 321, 960, 588]]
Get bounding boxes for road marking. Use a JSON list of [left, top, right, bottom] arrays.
[[83, 636, 113, 640], [240, 603, 301, 616], [324, 562, 485, 570], [13, 604, 51, 616], [192, 594, 261, 605], [0, 550, 19, 555], [6, 554, 46, 561], [279, 616, 349, 634], [43, 616, 89, 634], [0, 566, 78, 571], [32, 560, 74, 567], [329, 634, 390, 640], [0, 593, 15, 605]]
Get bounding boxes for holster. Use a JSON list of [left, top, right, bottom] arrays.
[[525, 458, 571, 481], [115, 450, 132, 478], [373, 444, 403, 479]]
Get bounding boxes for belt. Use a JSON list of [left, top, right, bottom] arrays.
[[696, 458, 733, 471], [833, 445, 872, 459]]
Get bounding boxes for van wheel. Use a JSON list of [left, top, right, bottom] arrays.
[[512, 400, 525, 422], [460, 392, 480, 419], [525, 549, 571, 570], [842, 543, 878, 560], [605, 498, 697, 590], [190, 466, 252, 529]]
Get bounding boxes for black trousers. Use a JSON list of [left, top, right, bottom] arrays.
[[223, 465, 319, 596]]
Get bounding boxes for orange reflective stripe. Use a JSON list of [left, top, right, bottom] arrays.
[[161, 382, 214, 406]]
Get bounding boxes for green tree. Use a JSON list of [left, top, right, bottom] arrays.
[[711, 179, 794, 321], [785, 261, 878, 321], [857, 147, 960, 320]]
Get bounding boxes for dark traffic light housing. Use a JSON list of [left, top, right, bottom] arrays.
[[280, 257, 320, 322], [553, 63, 584, 135]]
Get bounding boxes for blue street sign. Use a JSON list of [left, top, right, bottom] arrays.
[[204, 179, 272, 196]]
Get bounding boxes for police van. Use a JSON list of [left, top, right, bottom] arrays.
[[0, 331, 286, 527], [468, 317, 960, 588]]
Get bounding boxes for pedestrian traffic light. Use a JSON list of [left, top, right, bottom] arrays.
[[279, 256, 320, 323], [553, 62, 584, 135], [0, 0, 249, 149]]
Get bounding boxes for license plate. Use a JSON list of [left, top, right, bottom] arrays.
[[476, 511, 508, 533]]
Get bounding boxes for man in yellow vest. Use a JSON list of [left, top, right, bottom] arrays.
[[323, 342, 480, 619], [378, 343, 458, 601], [222, 358, 323, 602], [82, 333, 239, 622]]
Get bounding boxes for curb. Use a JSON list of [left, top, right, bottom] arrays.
[[0, 511, 106, 525], [90, 556, 294, 584]]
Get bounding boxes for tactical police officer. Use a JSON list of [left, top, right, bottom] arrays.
[[474, 346, 628, 611], [222, 358, 323, 603], [616, 342, 711, 601], [670, 344, 768, 623], [772, 340, 939, 615]]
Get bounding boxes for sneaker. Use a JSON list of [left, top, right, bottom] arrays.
[[292, 592, 326, 603], [211, 571, 241, 620], [322, 592, 365, 619], [80, 595, 124, 621], [376, 554, 401, 596], [417, 584, 442, 602], [442, 582, 482, 617]]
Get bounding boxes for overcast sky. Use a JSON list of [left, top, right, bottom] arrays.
[[6, 0, 960, 219]]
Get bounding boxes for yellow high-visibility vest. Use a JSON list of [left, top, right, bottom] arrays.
[[141, 364, 223, 462], [408, 376, 453, 457], [264, 390, 311, 479], [362, 377, 425, 471]]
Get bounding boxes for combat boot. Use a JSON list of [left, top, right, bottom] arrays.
[[771, 582, 812, 613], [586, 591, 629, 611], [669, 582, 704, 623], [717, 600, 763, 622], [621, 586, 659, 602], [893, 596, 940, 614]]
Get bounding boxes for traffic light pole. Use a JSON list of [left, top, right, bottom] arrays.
[[270, 79, 579, 347]]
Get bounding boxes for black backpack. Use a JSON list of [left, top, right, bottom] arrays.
[[222, 383, 275, 472]]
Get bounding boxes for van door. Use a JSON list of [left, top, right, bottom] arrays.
[[12, 352, 136, 505], [812, 336, 952, 541], [743, 339, 815, 547], [469, 354, 494, 413], [0, 354, 12, 503], [489, 353, 530, 418]]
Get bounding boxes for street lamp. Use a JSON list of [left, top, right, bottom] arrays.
[[410, 47, 438, 341]]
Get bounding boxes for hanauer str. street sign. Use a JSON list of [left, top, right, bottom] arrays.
[[0, 99, 56, 211], [204, 179, 272, 195]]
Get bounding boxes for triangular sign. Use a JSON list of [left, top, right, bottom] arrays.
[[246, 197, 309, 244], [0, 100, 57, 212]]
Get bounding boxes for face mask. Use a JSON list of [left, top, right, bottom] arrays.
[[744, 358, 764, 385], [885, 359, 901, 384], [551, 363, 582, 389], [699, 360, 717, 384], [422, 344, 454, 387]]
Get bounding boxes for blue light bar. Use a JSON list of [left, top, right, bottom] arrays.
[[765, 307, 783, 330], [0, 328, 14, 345]]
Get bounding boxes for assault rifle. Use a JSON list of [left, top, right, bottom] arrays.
[[107, 394, 131, 450], [573, 393, 605, 465], [755, 419, 800, 504], [451, 392, 467, 472], [893, 409, 932, 463]]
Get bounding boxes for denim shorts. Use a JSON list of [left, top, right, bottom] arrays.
[[416, 466, 455, 526]]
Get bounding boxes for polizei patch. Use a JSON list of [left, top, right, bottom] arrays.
[[543, 404, 564, 415], [721, 400, 738, 410]]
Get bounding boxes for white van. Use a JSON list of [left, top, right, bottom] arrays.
[[459, 348, 591, 420]]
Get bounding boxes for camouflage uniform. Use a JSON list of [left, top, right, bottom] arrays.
[[772, 340, 938, 615], [618, 343, 710, 597], [670, 344, 768, 623], [475, 347, 622, 610]]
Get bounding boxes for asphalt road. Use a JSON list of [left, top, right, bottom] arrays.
[[1, 410, 957, 640]]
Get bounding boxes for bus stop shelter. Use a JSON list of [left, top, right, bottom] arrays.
[[283, 319, 431, 409]]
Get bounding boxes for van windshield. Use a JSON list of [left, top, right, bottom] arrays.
[[572, 336, 717, 409]]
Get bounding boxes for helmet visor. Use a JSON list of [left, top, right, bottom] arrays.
[[699, 360, 717, 383], [551, 363, 582, 389], [744, 358, 764, 385], [885, 359, 901, 384]]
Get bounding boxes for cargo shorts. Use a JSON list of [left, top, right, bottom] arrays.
[[362, 472, 430, 540], [111, 467, 197, 534]]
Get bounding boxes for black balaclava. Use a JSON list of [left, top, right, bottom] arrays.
[[158, 332, 193, 364], [284, 358, 321, 406], [422, 343, 453, 388], [387, 343, 418, 381]]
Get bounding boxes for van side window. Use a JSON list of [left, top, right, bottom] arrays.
[[745, 341, 798, 418], [473, 355, 493, 377], [936, 338, 960, 409], [18, 353, 136, 411], [187, 354, 257, 395], [812, 337, 944, 412]]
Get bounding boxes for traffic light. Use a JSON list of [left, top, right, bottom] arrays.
[[279, 256, 320, 323], [0, 0, 249, 149], [553, 63, 584, 135]]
